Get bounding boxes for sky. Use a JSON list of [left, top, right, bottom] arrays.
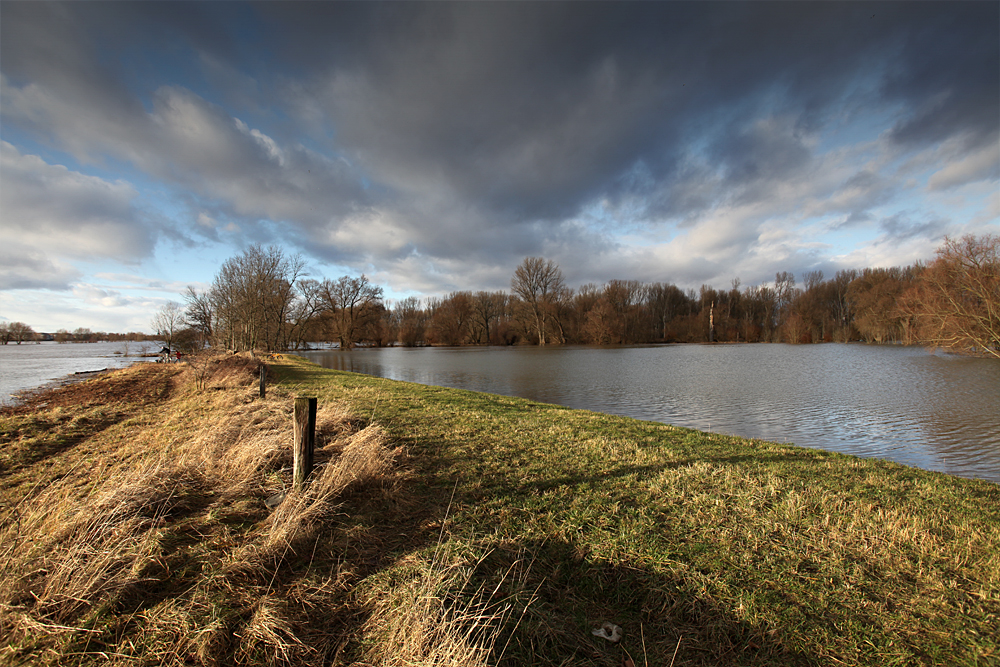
[[1, 1, 998, 334]]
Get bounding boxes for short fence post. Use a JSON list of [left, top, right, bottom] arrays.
[[293, 397, 317, 490], [259, 366, 266, 398]]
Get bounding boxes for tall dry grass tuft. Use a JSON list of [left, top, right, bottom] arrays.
[[0, 357, 377, 664], [0, 456, 200, 647], [0, 356, 512, 666], [360, 543, 526, 667], [179, 353, 263, 393], [235, 595, 312, 665], [179, 397, 293, 496], [265, 424, 395, 554]]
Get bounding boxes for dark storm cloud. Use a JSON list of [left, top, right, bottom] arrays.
[[881, 3, 1000, 149], [1, 2, 373, 245], [258, 1, 998, 228]]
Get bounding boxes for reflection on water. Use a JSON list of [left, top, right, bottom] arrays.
[[302, 344, 1000, 484]]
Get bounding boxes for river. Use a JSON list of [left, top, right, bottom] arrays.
[[0, 341, 158, 405], [301, 344, 1000, 484]]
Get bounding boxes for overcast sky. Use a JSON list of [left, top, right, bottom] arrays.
[[1, 2, 997, 333]]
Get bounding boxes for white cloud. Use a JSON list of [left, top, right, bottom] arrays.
[[0, 142, 162, 297], [0, 288, 159, 333], [91, 273, 209, 294], [1, 141, 154, 261], [72, 284, 131, 308]]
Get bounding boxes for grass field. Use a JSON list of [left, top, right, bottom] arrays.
[[1, 354, 998, 666]]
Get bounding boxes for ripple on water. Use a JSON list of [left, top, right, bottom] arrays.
[[303, 344, 1000, 483]]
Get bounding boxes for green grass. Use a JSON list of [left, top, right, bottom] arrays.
[[270, 354, 1000, 666]]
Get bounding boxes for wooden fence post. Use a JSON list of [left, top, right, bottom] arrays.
[[259, 366, 266, 398], [293, 397, 317, 489]]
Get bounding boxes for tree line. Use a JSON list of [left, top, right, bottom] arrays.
[[160, 234, 998, 358], [0, 323, 154, 345]]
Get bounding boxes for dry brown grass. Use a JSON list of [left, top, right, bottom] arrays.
[[359, 527, 532, 667], [0, 355, 505, 667], [0, 456, 192, 656]]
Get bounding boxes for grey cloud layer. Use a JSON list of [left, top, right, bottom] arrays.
[[276, 3, 996, 214], [2, 2, 996, 296]]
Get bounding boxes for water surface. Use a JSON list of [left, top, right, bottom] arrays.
[[303, 344, 1000, 484], [0, 341, 156, 404]]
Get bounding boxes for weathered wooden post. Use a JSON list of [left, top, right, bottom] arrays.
[[259, 366, 266, 398], [293, 397, 317, 489]]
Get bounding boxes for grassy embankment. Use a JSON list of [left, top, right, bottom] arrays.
[[1, 354, 998, 666]]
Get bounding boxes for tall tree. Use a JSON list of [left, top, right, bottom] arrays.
[[320, 275, 384, 349], [773, 271, 798, 339], [847, 267, 915, 344], [511, 257, 565, 346], [2, 322, 35, 344], [645, 283, 689, 342], [470, 291, 509, 345], [183, 286, 213, 348], [285, 278, 327, 350], [903, 235, 1000, 358], [392, 296, 428, 346], [430, 291, 473, 345], [208, 245, 307, 352], [830, 269, 859, 342]]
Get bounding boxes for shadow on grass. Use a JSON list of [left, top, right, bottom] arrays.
[[473, 536, 810, 667], [0, 413, 123, 480]]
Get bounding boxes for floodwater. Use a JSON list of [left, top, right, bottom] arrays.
[[302, 344, 1000, 484], [0, 341, 158, 405]]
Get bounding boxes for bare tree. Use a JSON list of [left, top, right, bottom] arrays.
[[208, 245, 307, 352], [392, 296, 428, 346], [183, 286, 213, 349], [2, 322, 35, 344], [319, 274, 384, 349], [511, 257, 566, 346], [644, 283, 688, 342], [773, 271, 798, 338], [430, 291, 473, 345], [470, 291, 509, 344], [73, 327, 96, 343], [903, 235, 1000, 358], [286, 278, 327, 349], [151, 302, 185, 349], [583, 298, 617, 344]]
